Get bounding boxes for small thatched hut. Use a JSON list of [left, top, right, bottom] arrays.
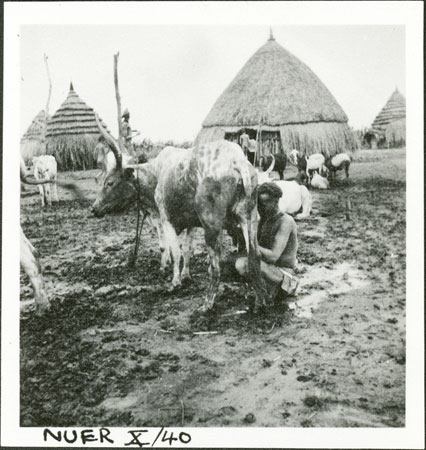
[[45, 83, 109, 171], [371, 88, 406, 148], [195, 33, 357, 159], [20, 110, 49, 163]]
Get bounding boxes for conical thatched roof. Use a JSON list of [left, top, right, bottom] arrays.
[[372, 88, 405, 132], [45, 83, 109, 171], [196, 34, 357, 156], [20, 110, 49, 163]]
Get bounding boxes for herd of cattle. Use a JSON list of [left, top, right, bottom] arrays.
[[20, 130, 352, 314]]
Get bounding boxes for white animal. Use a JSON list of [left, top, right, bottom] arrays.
[[310, 173, 329, 189], [274, 180, 313, 219], [289, 149, 299, 166], [20, 227, 49, 311], [256, 157, 313, 219], [306, 153, 326, 178], [32, 155, 59, 207]]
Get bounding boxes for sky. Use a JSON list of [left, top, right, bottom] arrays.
[[20, 24, 405, 142]]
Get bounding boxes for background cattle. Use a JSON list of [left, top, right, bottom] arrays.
[[260, 153, 287, 180], [324, 152, 351, 181], [32, 155, 58, 207], [310, 172, 330, 189]]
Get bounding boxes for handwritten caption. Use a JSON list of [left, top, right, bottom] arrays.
[[44, 427, 191, 447]]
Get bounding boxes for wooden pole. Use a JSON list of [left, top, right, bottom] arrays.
[[43, 54, 52, 117], [113, 52, 127, 155]]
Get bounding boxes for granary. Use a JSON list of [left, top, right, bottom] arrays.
[[368, 87, 406, 149], [20, 110, 50, 163], [45, 83, 109, 171], [195, 31, 357, 160]]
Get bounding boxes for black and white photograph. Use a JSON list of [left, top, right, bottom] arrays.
[[2, 1, 424, 448]]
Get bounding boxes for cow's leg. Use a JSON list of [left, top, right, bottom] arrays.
[[181, 227, 195, 281], [200, 226, 222, 311], [36, 185, 45, 207], [150, 216, 170, 272], [20, 231, 49, 311], [296, 187, 312, 219], [345, 162, 350, 178], [235, 194, 268, 312], [44, 182, 52, 206], [52, 179, 59, 202], [162, 220, 182, 289]]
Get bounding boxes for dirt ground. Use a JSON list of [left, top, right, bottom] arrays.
[[20, 148, 406, 427]]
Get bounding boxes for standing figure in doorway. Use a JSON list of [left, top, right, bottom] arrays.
[[239, 129, 250, 157]]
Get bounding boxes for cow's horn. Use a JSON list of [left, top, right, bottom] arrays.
[[266, 155, 275, 174], [94, 113, 122, 169]]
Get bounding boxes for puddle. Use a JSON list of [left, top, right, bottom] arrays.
[[101, 394, 140, 410], [289, 262, 370, 319]]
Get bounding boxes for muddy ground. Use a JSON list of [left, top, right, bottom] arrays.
[[20, 148, 406, 427]]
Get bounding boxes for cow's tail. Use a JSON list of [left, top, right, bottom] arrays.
[[237, 161, 268, 310]]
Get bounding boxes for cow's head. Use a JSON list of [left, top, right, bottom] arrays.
[[91, 167, 139, 217], [91, 113, 137, 217]]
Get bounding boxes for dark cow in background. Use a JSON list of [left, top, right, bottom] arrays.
[[260, 153, 287, 180]]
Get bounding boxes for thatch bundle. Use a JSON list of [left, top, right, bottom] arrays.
[[372, 88, 405, 147], [196, 34, 357, 157], [45, 83, 109, 171], [20, 110, 49, 163]]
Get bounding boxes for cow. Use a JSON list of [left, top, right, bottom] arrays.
[[310, 172, 330, 189], [255, 160, 312, 219], [274, 180, 313, 219], [324, 153, 351, 181], [32, 155, 59, 207], [91, 117, 267, 312], [260, 153, 287, 180], [306, 153, 326, 180]]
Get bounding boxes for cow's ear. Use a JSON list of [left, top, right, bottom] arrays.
[[123, 168, 135, 179]]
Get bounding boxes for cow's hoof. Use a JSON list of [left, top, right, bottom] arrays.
[[35, 302, 51, 315], [181, 273, 192, 283], [168, 283, 181, 292]]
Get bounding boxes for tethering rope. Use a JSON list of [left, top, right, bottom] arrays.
[[128, 168, 146, 267]]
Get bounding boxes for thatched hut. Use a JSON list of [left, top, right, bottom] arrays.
[[20, 110, 49, 163], [195, 33, 357, 159], [371, 88, 406, 148], [45, 83, 109, 171]]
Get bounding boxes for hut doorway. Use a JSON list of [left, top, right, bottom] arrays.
[[224, 129, 283, 166]]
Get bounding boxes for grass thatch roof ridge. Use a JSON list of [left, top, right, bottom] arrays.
[[372, 88, 406, 131], [202, 38, 348, 128], [46, 83, 109, 138]]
